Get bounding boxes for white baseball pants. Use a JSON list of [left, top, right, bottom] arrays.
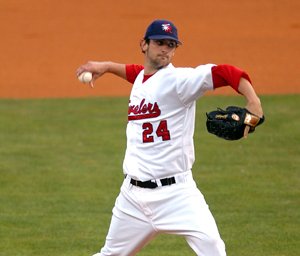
[[93, 171, 226, 256]]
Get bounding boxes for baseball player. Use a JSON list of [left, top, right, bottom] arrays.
[[76, 19, 263, 256]]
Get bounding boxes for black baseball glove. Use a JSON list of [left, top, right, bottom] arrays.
[[206, 106, 265, 140]]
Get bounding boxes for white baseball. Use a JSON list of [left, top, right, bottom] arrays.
[[78, 71, 93, 83]]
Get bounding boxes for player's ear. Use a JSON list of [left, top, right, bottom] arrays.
[[140, 39, 148, 54]]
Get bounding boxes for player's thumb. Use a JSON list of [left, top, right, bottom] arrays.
[[243, 125, 250, 138]]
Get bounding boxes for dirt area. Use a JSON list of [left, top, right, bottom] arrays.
[[0, 0, 299, 98]]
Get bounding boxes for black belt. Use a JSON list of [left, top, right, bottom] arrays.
[[129, 176, 176, 189]]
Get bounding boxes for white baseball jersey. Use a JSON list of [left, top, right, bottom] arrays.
[[123, 63, 215, 180]]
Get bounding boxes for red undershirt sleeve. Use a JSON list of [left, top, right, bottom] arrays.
[[211, 64, 252, 92], [126, 64, 144, 84]]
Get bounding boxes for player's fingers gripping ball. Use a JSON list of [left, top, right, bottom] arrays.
[[78, 71, 93, 83], [206, 106, 265, 140]]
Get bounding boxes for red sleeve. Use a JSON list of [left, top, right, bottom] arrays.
[[126, 64, 144, 84], [211, 64, 252, 92]]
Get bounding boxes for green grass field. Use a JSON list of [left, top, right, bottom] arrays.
[[0, 95, 299, 256]]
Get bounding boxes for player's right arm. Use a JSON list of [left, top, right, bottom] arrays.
[[76, 61, 127, 87], [76, 62, 144, 87]]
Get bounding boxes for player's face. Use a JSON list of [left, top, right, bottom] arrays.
[[143, 39, 178, 70]]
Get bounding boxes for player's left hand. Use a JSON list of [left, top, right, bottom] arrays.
[[206, 106, 265, 140]]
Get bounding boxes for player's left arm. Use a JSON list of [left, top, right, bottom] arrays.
[[211, 64, 263, 137], [211, 64, 263, 117], [238, 77, 263, 118]]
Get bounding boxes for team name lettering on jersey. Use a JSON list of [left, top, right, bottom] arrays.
[[128, 98, 161, 121]]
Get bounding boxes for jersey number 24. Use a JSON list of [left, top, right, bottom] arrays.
[[142, 120, 171, 143]]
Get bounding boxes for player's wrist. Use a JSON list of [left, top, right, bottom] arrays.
[[245, 99, 263, 118]]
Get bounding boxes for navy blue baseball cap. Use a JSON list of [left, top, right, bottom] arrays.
[[144, 19, 182, 44]]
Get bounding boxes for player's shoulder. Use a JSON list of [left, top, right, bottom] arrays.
[[176, 63, 215, 70], [171, 63, 216, 78], [162, 64, 193, 75], [126, 64, 144, 84]]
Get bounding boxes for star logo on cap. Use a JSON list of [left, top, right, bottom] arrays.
[[162, 23, 172, 33]]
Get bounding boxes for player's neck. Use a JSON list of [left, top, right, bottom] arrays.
[[143, 63, 168, 75], [143, 65, 159, 75]]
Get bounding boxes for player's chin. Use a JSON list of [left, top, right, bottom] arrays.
[[157, 58, 170, 68]]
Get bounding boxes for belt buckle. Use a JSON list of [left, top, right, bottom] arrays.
[[161, 177, 175, 186], [130, 178, 138, 186]]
